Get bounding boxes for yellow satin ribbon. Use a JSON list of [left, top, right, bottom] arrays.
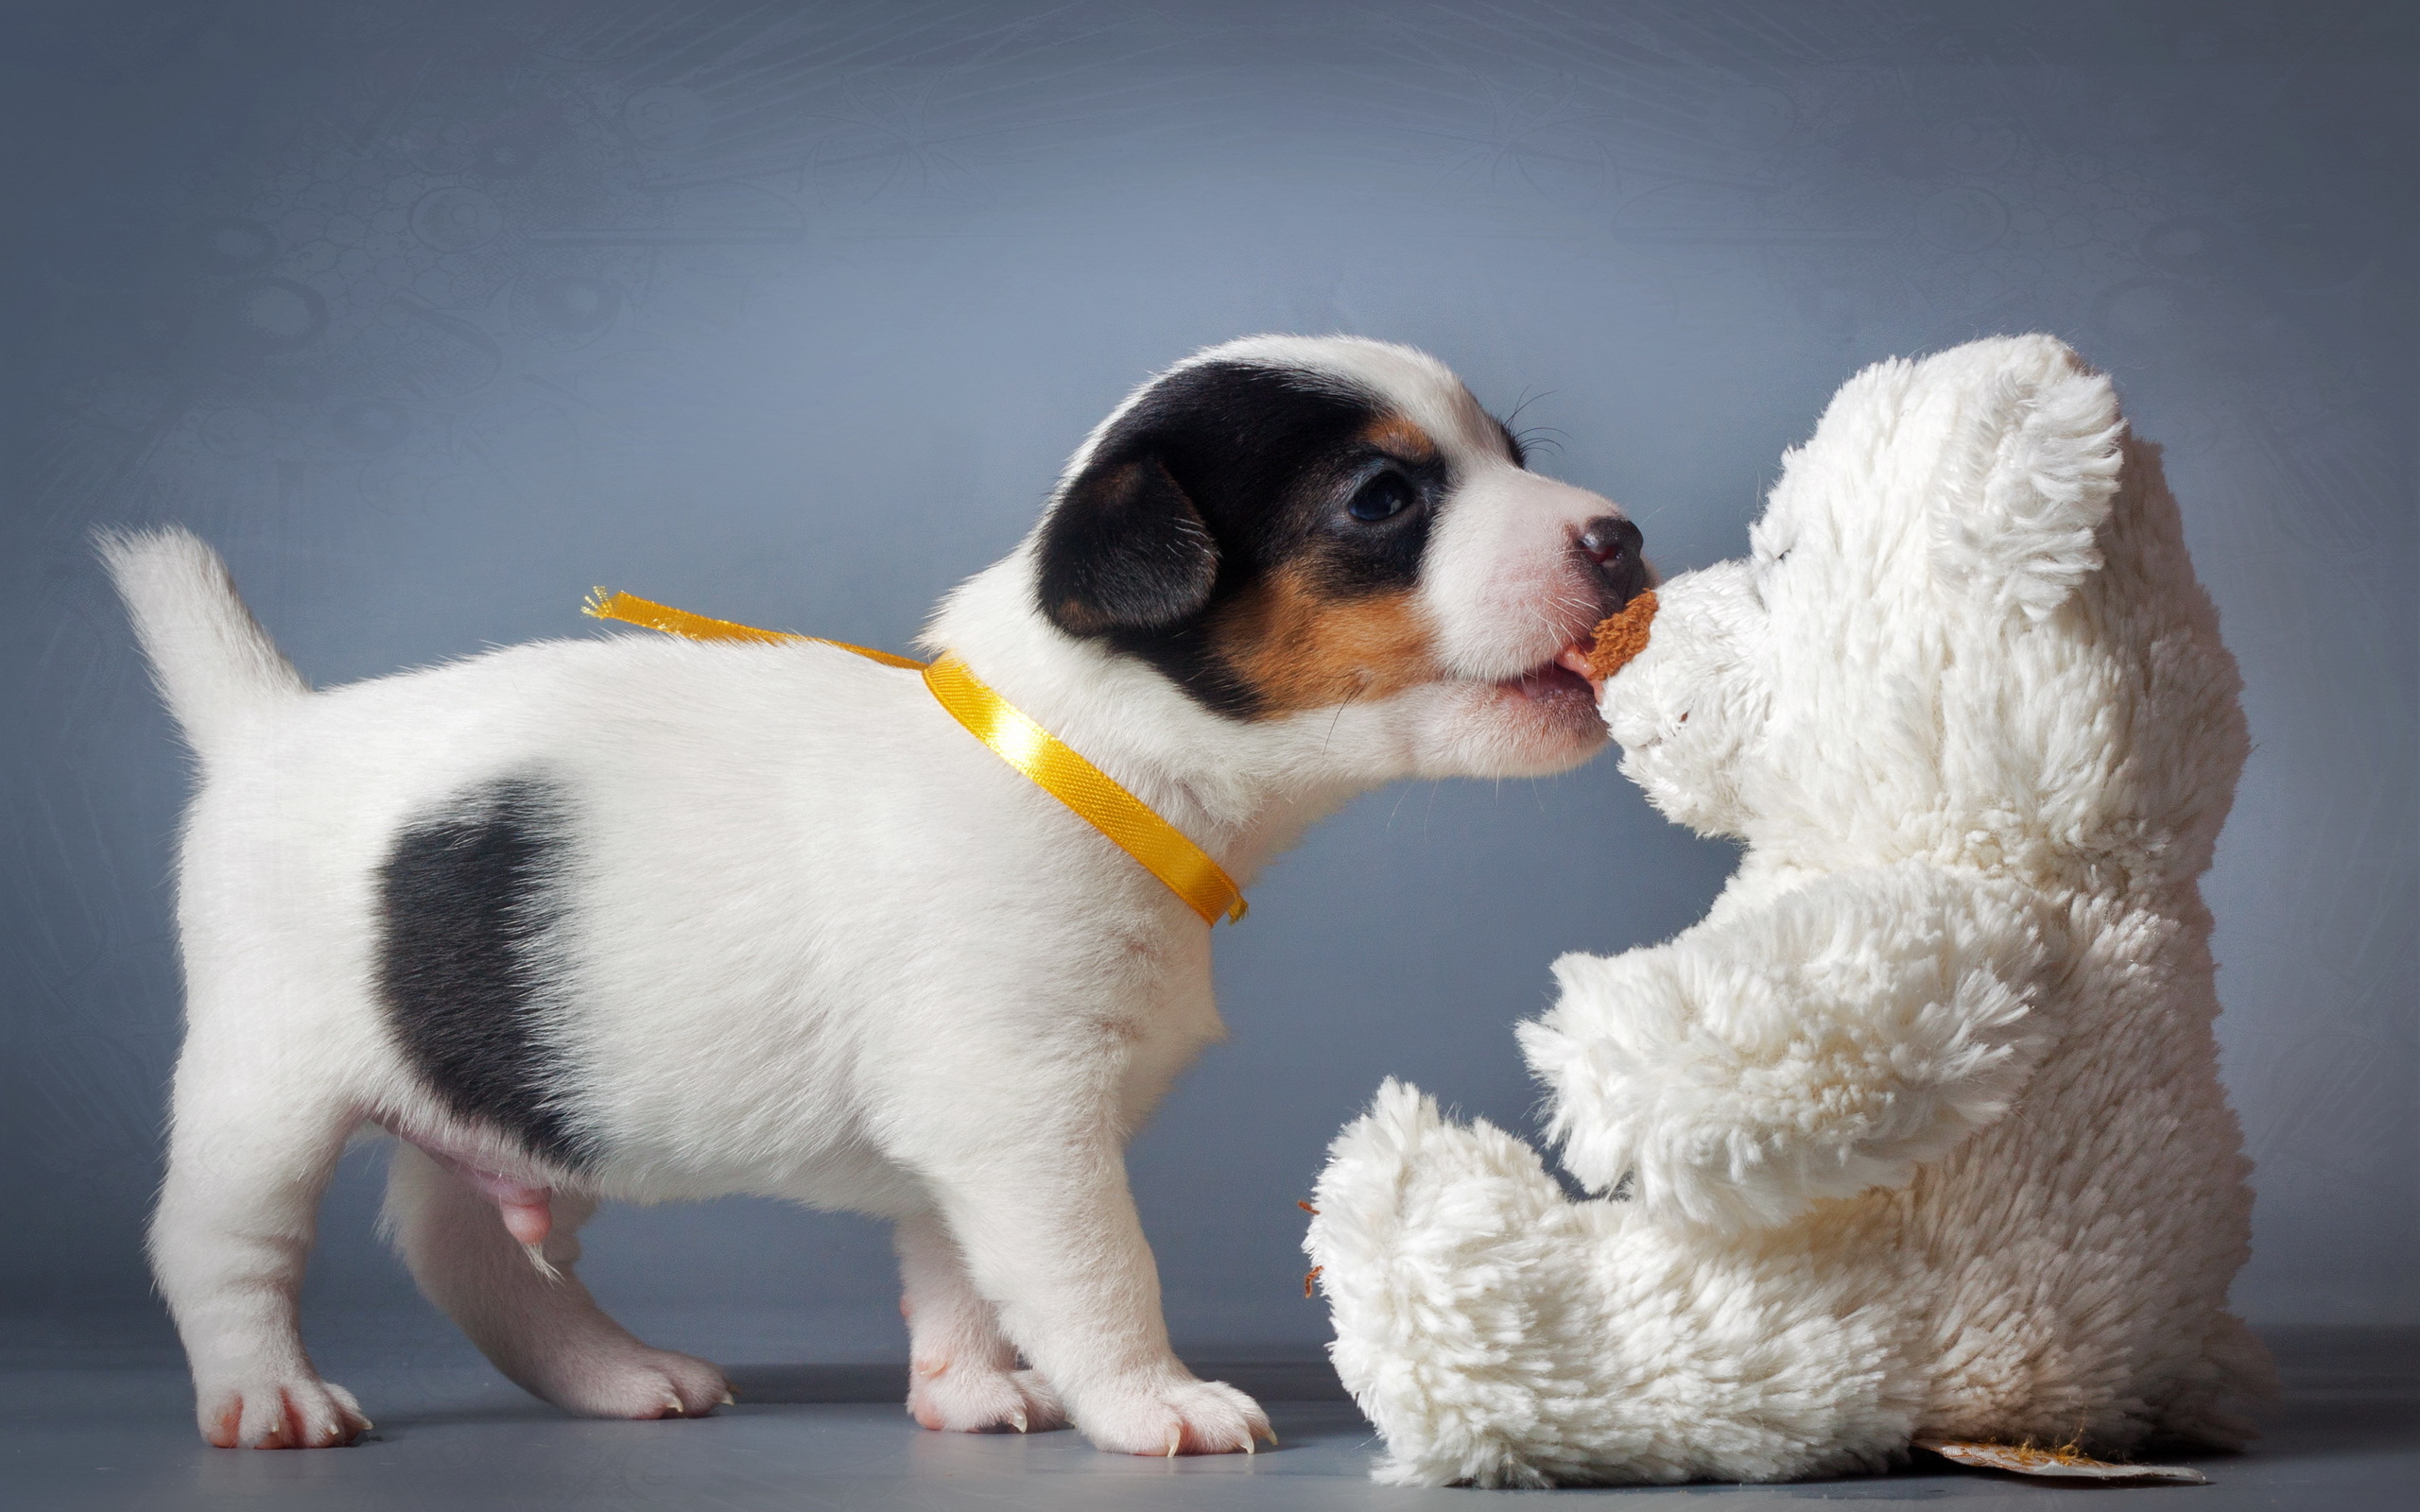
[[582, 590, 1248, 926]]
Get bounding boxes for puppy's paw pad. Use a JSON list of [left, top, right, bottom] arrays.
[[540, 1345, 730, 1419], [909, 1361, 1068, 1434], [199, 1377, 370, 1449], [1080, 1375, 1271, 1456]]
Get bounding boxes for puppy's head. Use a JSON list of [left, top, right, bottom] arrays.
[[1033, 336, 1647, 779]]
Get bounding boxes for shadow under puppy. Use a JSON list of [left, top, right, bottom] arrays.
[[103, 335, 1650, 1454]]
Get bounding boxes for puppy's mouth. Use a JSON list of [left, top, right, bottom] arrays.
[[1498, 638, 1602, 718]]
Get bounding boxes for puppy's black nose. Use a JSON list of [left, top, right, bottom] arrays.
[[1578, 515, 1648, 602]]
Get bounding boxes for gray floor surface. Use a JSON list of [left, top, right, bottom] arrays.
[[3, 1331, 2411, 1510]]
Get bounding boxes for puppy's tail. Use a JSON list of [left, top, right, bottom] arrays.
[[97, 526, 308, 757]]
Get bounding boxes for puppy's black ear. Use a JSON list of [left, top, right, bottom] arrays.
[[1036, 452, 1219, 637]]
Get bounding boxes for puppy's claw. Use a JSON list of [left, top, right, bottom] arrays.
[[1167, 1427, 1182, 1457], [662, 1396, 683, 1418], [720, 1389, 736, 1407], [1008, 1404, 1028, 1434]]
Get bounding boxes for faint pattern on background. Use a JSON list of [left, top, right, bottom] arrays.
[[2, 0, 2411, 1363]]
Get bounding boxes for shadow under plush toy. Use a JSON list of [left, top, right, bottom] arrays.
[[1305, 335, 2272, 1487]]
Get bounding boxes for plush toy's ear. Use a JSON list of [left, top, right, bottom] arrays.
[[1035, 449, 1219, 637], [1927, 336, 2125, 623]]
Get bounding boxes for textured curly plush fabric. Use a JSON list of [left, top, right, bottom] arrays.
[[1305, 335, 2271, 1487]]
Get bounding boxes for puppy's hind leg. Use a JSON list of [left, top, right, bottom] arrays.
[[380, 1143, 727, 1419], [149, 1067, 371, 1450], [895, 1208, 1066, 1434]]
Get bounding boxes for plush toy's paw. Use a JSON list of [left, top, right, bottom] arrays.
[[908, 1361, 1066, 1434], [1074, 1372, 1271, 1455], [1309, 1080, 1569, 1281], [1307, 1081, 1592, 1486], [198, 1372, 372, 1449], [1524, 865, 2051, 1232]]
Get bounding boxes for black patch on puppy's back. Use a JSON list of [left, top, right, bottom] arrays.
[[377, 777, 594, 1168]]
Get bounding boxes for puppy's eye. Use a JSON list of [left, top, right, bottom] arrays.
[[1348, 472, 1413, 523]]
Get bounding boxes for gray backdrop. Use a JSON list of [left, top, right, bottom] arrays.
[[3, 0, 2411, 1368]]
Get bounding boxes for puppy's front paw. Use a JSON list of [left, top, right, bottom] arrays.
[[1079, 1373, 1272, 1456], [908, 1360, 1067, 1434], [524, 1341, 730, 1420], [199, 1374, 371, 1449]]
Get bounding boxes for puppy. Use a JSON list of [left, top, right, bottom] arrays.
[[104, 335, 1649, 1454]]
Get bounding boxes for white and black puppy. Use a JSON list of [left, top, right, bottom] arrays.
[[105, 335, 1648, 1456]]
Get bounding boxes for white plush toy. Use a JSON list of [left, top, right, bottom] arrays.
[[1305, 335, 2271, 1487]]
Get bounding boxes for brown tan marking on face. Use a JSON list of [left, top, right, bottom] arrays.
[[1359, 412, 1441, 464], [1206, 564, 1441, 714]]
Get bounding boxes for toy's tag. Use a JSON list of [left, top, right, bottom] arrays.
[[1916, 1439, 2207, 1485]]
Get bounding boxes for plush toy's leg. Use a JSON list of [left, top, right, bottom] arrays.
[[381, 1143, 727, 1418], [894, 1208, 1067, 1433], [1307, 1079, 1581, 1488], [149, 1065, 371, 1449], [1312, 1082, 1918, 1488]]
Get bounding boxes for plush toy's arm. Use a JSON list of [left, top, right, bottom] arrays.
[[1518, 864, 2057, 1232]]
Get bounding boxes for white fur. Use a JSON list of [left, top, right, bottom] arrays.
[[1307, 336, 2271, 1486], [103, 335, 1629, 1453]]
